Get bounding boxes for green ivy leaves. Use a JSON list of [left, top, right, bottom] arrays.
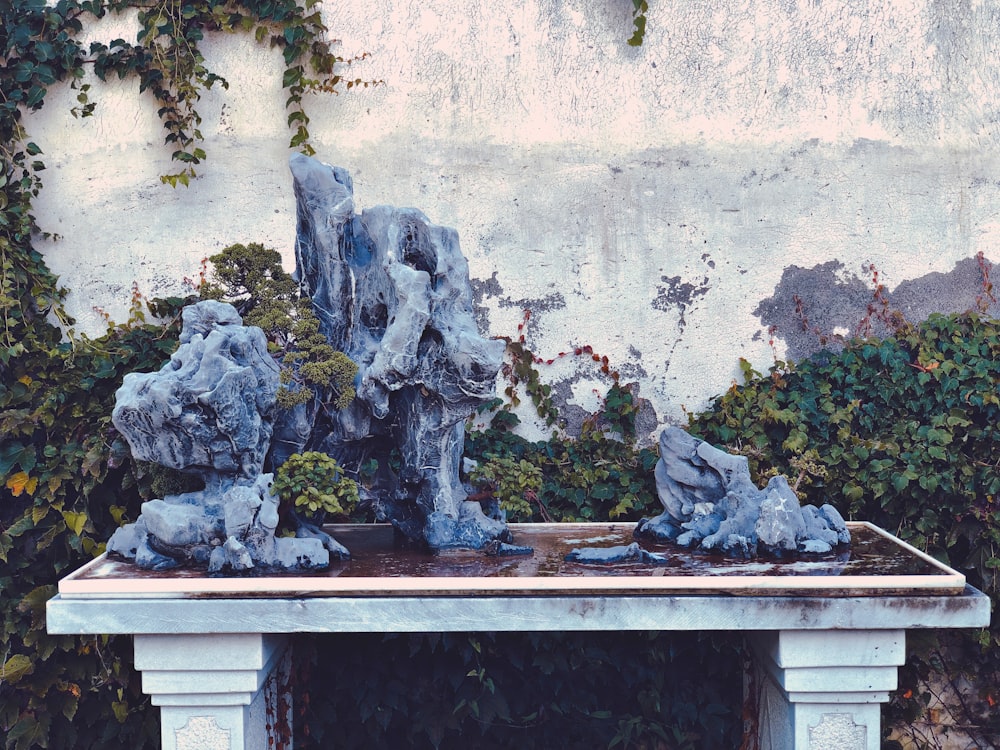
[[2, 0, 367, 356], [467, 352, 659, 525], [629, 0, 649, 46], [1, 299, 182, 749], [690, 310, 1000, 743]]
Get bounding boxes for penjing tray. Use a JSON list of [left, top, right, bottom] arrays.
[[56, 522, 966, 599]]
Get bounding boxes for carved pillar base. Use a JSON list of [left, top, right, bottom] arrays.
[[133, 634, 292, 750], [749, 630, 905, 750]]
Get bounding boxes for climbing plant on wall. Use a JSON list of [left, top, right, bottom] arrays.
[[463, 308, 660, 523], [2, 0, 372, 353], [1, 1, 362, 747]]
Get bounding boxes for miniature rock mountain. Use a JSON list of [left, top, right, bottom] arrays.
[[272, 154, 519, 552], [635, 426, 850, 557], [107, 155, 522, 568], [108, 300, 342, 571]]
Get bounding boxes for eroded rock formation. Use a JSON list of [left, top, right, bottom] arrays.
[[274, 154, 516, 551], [108, 300, 339, 571], [634, 426, 850, 557]]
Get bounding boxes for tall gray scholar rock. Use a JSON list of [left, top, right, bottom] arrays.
[[635, 426, 850, 557], [108, 300, 336, 571], [274, 154, 514, 551]]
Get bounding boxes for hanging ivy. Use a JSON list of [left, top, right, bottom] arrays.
[[629, 0, 648, 46], [1, 0, 370, 364]]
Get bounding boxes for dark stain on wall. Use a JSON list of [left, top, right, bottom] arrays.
[[756, 256, 998, 361], [498, 291, 567, 312], [618, 345, 648, 381], [651, 275, 710, 329], [470, 271, 504, 334], [470, 271, 566, 341]]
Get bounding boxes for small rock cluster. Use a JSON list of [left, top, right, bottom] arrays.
[[634, 426, 850, 557]]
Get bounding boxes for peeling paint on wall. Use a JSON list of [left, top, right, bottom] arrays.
[[24, 0, 1000, 435], [756, 257, 1000, 361]]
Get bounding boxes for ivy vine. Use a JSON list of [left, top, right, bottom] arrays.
[[629, 0, 648, 46], [1, 0, 368, 365]]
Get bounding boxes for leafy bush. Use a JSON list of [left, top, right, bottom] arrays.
[[469, 455, 544, 519], [689, 311, 1000, 744], [272, 451, 359, 520], [466, 416, 660, 524], [467, 379, 660, 524]]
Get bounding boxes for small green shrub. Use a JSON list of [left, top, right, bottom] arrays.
[[469, 456, 544, 520], [467, 323, 661, 522], [467, 380, 660, 523], [200, 243, 358, 410], [272, 451, 359, 520]]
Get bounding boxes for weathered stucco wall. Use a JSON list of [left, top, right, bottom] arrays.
[[27, 0, 1000, 436]]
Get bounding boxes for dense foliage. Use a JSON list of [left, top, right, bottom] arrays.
[[273, 451, 359, 520], [295, 631, 742, 750], [690, 311, 1000, 745], [1, 295, 181, 750], [690, 312, 1000, 595], [467, 380, 660, 523], [466, 320, 661, 523]]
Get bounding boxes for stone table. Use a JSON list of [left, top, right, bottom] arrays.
[[46, 523, 991, 750]]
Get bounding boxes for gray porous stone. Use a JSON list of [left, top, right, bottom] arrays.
[[113, 299, 279, 485], [208, 474, 334, 573], [276, 154, 513, 551], [634, 426, 850, 557], [108, 301, 331, 571]]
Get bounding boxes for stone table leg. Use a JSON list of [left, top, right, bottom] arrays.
[[133, 634, 292, 750], [749, 630, 905, 750]]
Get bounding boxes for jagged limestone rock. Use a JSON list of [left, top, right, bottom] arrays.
[[207, 474, 338, 573], [634, 426, 850, 557], [108, 301, 333, 571], [278, 154, 514, 551]]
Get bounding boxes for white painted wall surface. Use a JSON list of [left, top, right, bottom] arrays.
[[26, 0, 1000, 433]]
